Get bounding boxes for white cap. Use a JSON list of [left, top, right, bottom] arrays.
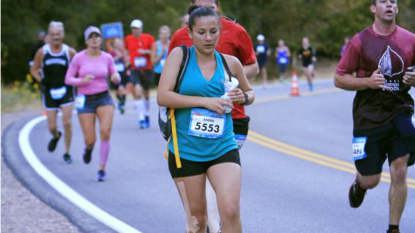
[[130, 19, 143, 28], [84, 26, 101, 41], [257, 34, 265, 41]]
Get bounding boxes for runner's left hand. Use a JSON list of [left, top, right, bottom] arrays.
[[111, 73, 121, 84], [403, 70, 415, 87], [228, 88, 245, 104]]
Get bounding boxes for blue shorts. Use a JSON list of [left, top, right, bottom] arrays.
[[76, 91, 114, 114]]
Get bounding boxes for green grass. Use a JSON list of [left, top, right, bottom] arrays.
[[1, 78, 42, 113]]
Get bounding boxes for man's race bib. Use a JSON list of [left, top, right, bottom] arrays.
[[352, 137, 367, 161], [257, 45, 265, 53], [75, 94, 86, 110], [160, 58, 166, 67], [50, 86, 67, 100], [134, 57, 147, 68], [279, 57, 288, 64], [115, 61, 125, 72], [188, 108, 225, 138]]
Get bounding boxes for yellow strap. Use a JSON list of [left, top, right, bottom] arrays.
[[170, 109, 182, 168]]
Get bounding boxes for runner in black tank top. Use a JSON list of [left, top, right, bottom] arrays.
[[30, 21, 77, 164]]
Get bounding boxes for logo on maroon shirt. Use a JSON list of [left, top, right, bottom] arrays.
[[378, 46, 404, 91]]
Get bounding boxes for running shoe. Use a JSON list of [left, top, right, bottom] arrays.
[[348, 179, 367, 208], [63, 153, 72, 164], [139, 120, 146, 129], [48, 131, 62, 152], [96, 170, 106, 182], [83, 148, 92, 164]]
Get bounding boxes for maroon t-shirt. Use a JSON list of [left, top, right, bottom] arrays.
[[336, 26, 415, 130]]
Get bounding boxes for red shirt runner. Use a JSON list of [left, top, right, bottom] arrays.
[[336, 26, 415, 130], [169, 17, 257, 119], [125, 33, 155, 70]]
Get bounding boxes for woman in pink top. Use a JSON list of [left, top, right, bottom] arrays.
[[65, 26, 120, 181]]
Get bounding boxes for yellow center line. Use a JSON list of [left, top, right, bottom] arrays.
[[249, 88, 415, 189]]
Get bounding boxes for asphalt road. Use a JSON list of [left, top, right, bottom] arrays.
[[5, 79, 415, 233]]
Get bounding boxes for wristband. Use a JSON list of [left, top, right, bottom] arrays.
[[242, 92, 249, 105]]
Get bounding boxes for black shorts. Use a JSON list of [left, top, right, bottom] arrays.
[[42, 86, 74, 110], [353, 109, 415, 176], [168, 149, 240, 178], [277, 63, 289, 74], [233, 116, 250, 150], [153, 72, 161, 86], [258, 59, 268, 70], [130, 69, 153, 90]]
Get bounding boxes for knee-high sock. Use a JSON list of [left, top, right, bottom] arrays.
[[99, 141, 110, 167], [144, 98, 150, 117], [135, 100, 145, 121]]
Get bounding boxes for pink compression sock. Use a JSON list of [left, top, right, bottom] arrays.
[[99, 141, 110, 167]]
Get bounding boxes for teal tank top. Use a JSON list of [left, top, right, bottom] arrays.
[[154, 40, 169, 74], [168, 46, 237, 162]]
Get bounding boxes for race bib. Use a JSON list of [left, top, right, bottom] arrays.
[[257, 45, 265, 53], [115, 62, 125, 72], [188, 108, 225, 138], [134, 57, 147, 68], [160, 58, 166, 67], [279, 57, 288, 64], [235, 134, 247, 150], [352, 137, 367, 161], [75, 94, 86, 110], [50, 86, 67, 100]]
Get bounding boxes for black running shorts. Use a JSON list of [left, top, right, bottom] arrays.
[[130, 69, 153, 90], [168, 149, 240, 178], [42, 86, 74, 110], [353, 109, 415, 176]]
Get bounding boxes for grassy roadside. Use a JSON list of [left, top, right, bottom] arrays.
[[1, 60, 338, 113], [1, 80, 43, 114]]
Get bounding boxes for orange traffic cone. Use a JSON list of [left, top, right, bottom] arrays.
[[290, 71, 300, 97]]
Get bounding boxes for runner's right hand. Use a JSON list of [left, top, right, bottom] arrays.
[[81, 74, 95, 84], [204, 97, 233, 115], [367, 67, 387, 89]]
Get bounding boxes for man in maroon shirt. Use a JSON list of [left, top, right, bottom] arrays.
[[335, 1, 415, 232], [168, 0, 258, 232]]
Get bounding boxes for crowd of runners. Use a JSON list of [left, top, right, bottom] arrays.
[[27, 0, 415, 232]]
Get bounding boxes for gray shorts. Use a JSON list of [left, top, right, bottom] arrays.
[[76, 91, 114, 114]]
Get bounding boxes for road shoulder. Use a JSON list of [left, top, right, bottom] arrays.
[[1, 110, 82, 233]]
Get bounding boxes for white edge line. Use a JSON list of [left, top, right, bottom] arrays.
[[18, 116, 142, 233]]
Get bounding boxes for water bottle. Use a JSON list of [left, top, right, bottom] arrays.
[[221, 77, 239, 113]]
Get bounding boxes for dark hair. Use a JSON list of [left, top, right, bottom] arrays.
[[190, 0, 220, 5], [187, 5, 220, 31]]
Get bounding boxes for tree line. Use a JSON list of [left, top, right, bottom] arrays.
[[2, 0, 414, 84]]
